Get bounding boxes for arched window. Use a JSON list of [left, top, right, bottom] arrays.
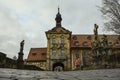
[[87, 35, 92, 40], [74, 41, 79, 46], [83, 41, 88, 46], [72, 36, 77, 40]]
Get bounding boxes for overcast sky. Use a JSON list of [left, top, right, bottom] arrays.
[[0, 0, 111, 59]]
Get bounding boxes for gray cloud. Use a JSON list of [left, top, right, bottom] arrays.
[[0, 0, 106, 59]]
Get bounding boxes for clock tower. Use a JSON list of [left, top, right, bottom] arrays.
[[45, 8, 72, 71]]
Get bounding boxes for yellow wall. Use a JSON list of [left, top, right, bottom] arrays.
[[46, 33, 71, 71], [26, 62, 46, 70]]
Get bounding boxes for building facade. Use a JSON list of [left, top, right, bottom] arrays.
[[26, 9, 120, 71], [0, 52, 17, 68]]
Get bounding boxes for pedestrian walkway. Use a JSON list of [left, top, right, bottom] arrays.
[[0, 68, 120, 80]]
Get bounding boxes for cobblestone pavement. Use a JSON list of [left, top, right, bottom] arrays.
[[0, 68, 120, 80]]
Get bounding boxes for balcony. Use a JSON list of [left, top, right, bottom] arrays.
[[50, 55, 67, 60]]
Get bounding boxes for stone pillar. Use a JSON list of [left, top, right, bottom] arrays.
[[17, 40, 24, 69]]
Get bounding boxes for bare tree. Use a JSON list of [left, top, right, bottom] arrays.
[[100, 0, 120, 34]]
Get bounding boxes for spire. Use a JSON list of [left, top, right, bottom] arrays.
[[55, 7, 62, 27], [58, 6, 60, 13]]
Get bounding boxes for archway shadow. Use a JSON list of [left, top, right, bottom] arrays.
[[52, 62, 64, 71]]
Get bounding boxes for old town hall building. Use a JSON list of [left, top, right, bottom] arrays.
[[25, 8, 120, 71]]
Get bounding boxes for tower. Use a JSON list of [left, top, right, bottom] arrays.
[[45, 8, 72, 71]]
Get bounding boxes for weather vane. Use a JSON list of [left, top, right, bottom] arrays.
[[57, 0, 61, 8]]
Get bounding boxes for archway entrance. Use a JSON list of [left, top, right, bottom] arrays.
[[52, 62, 64, 71]]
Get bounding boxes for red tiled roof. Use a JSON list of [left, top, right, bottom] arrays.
[[27, 48, 47, 61], [71, 34, 120, 48], [71, 35, 93, 48], [26, 34, 119, 61]]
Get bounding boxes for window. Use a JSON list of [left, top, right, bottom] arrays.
[[115, 41, 120, 47], [75, 50, 80, 58], [74, 41, 79, 46], [83, 41, 88, 46], [61, 37, 64, 44], [83, 51, 88, 57], [116, 41, 119, 44], [40, 63, 43, 67], [32, 53, 37, 56], [72, 36, 77, 40], [108, 42, 112, 46], [118, 36, 120, 40], [52, 37, 56, 44], [108, 49, 112, 55], [87, 35, 92, 40], [52, 49, 56, 56], [61, 49, 65, 56], [41, 53, 46, 56]]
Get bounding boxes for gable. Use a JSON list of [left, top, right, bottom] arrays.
[[46, 26, 71, 34]]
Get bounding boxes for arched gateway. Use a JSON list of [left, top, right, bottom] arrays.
[[52, 62, 64, 71]]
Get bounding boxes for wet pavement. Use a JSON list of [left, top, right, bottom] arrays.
[[0, 68, 120, 80]]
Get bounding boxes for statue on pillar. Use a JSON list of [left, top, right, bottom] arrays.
[[93, 24, 100, 48], [92, 24, 101, 65], [20, 40, 24, 52], [17, 40, 25, 69], [101, 34, 109, 66], [101, 34, 108, 48], [94, 24, 98, 41]]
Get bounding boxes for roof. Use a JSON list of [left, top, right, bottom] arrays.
[[26, 34, 120, 61], [71, 34, 120, 48], [27, 48, 47, 61]]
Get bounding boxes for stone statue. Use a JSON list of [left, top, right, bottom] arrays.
[[17, 40, 24, 69], [92, 24, 101, 65], [101, 34, 108, 47], [20, 40, 24, 52], [94, 24, 98, 40]]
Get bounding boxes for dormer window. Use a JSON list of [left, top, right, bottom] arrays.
[[72, 36, 77, 40], [83, 41, 88, 46], [87, 35, 92, 40], [74, 41, 79, 46], [32, 53, 37, 56], [41, 53, 46, 56]]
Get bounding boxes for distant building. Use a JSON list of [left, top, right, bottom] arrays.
[[26, 8, 120, 71], [0, 52, 6, 67], [0, 52, 17, 68], [25, 48, 47, 70]]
